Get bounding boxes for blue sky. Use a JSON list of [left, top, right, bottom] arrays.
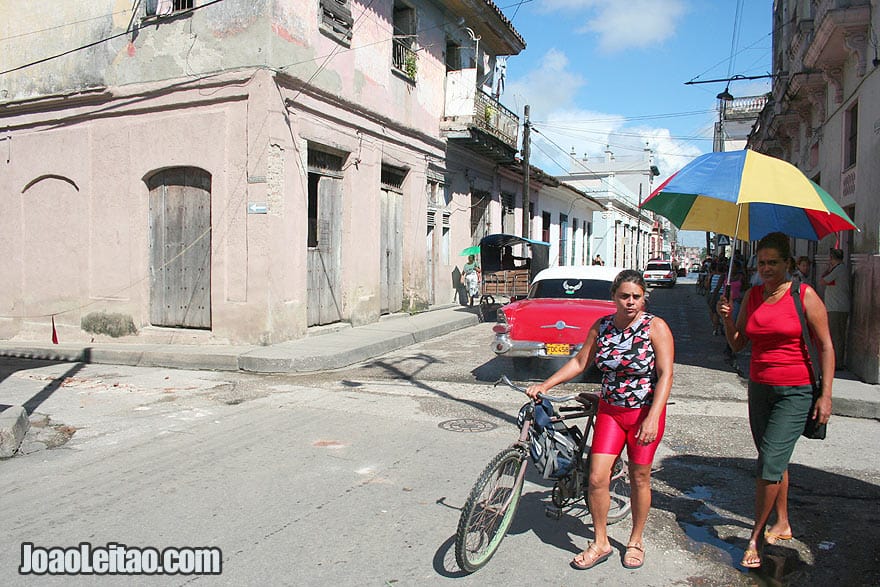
[[494, 0, 773, 246]]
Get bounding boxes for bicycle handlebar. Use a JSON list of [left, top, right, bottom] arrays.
[[494, 375, 577, 403]]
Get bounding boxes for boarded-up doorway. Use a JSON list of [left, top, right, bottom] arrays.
[[148, 168, 212, 329], [380, 164, 406, 314], [307, 147, 345, 326], [471, 189, 490, 241]]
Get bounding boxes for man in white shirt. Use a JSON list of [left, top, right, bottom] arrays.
[[820, 248, 850, 369]]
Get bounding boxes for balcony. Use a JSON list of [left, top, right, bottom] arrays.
[[804, 0, 870, 76], [441, 68, 519, 163], [391, 38, 417, 82], [724, 94, 769, 120]]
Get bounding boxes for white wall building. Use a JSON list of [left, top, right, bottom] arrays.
[[557, 147, 667, 269]]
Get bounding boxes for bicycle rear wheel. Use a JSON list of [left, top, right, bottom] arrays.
[[454, 448, 526, 573], [606, 457, 632, 524]]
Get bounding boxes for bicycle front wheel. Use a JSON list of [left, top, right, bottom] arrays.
[[454, 448, 526, 573]]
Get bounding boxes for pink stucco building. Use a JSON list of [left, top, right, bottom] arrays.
[[1, 1, 600, 346]]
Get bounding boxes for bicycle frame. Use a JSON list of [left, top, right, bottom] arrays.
[[499, 376, 626, 513], [454, 376, 631, 573]]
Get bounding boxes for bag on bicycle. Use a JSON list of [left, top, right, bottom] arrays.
[[518, 400, 582, 479]]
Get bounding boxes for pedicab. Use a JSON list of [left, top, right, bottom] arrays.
[[476, 234, 550, 318]]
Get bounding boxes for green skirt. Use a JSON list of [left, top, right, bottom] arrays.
[[748, 381, 813, 482]]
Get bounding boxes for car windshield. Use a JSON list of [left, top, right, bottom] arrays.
[[646, 263, 670, 271], [529, 278, 613, 300]]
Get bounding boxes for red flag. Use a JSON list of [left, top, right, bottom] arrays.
[[51, 315, 58, 344]]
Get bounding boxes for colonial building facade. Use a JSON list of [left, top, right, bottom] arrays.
[[558, 147, 667, 270], [749, 0, 880, 383], [0, 1, 598, 346]]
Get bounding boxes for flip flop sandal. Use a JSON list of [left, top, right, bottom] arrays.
[[740, 547, 762, 569], [764, 529, 793, 545], [570, 543, 613, 570], [622, 543, 645, 569]]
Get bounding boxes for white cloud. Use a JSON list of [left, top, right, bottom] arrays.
[[536, 0, 687, 53], [502, 49, 705, 179], [582, 0, 687, 52], [504, 48, 585, 116]]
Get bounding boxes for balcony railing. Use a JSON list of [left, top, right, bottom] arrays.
[[392, 38, 417, 81], [473, 89, 518, 146], [441, 69, 520, 157]]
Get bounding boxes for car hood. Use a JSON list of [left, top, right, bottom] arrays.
[[501, 298, 615, 344]]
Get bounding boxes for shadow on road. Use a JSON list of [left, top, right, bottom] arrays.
[[653, 454, 880, 586], [0, 353, 90, 415]]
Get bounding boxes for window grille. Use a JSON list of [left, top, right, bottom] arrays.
[[320, 0, 354, 42], [381, 164, 407, 191], [308, 148, 344, 175], [145, 0, 192, 16]]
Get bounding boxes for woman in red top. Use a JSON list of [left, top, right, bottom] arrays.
[[717, 232, 834, 569]]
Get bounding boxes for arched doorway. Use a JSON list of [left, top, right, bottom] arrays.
[[146, 167, 212, 329]]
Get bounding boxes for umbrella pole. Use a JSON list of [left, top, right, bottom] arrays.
[[725, 205, 743, 300]]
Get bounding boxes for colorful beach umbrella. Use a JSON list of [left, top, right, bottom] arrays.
[[641, 150, 857, 242]]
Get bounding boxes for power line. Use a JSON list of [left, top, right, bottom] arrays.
[[0, 0, 227, 77], [532, 108, 716, 125], [530, 126, 638, 203], [0, 8, 135, 42]]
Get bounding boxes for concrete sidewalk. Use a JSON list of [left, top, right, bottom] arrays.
[[0, 303, 877, 422], [0, 305, 482, 374]]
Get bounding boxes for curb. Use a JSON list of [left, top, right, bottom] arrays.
[[0, 406, 29, 459]]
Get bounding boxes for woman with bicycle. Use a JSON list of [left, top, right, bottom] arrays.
[[527, 269, 674, 571]]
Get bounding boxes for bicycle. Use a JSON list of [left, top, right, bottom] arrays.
[[696, 270, 709, 295], [454, 375, 631, 573]]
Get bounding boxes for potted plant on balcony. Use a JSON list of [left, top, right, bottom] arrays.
[[484, 104, 495, 124], [404, 54, 417, 80]]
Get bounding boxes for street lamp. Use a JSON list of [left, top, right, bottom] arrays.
[[715, 85, 734, 152], [709, 86, 735, 253]]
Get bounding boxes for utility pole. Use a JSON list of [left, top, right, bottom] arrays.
[[636, 184, 642, 270], [521, 105, 530, 239]]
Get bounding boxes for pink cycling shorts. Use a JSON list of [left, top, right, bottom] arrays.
[[590, 401, 666, 465]]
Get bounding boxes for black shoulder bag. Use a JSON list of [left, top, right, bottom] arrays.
[[790, 278, 827, 440]]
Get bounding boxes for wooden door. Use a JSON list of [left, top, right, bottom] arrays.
[[148, 168, 211, 328], [307, 175, 343, 325], [380, 189, 403, 314]]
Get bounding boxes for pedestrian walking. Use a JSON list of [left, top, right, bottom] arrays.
[[820, 248, 850, 369], [717, 232, 834, 569]]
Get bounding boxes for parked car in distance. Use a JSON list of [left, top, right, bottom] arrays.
[[690, 264, 702, 273], [492, 265, 624, 368], [643, 260, 677, 287]]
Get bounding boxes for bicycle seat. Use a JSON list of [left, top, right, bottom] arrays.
[[575, 392, 600, 411]]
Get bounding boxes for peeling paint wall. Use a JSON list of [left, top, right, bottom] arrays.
[[0, 1, 524, 344]]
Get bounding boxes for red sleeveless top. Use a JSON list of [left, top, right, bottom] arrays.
[[744, 283, 813, 386]]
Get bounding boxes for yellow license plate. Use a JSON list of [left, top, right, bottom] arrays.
[[545, 343, 571, 356]]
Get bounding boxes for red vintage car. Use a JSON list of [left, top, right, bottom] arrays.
[[492, 265, 626, 369]]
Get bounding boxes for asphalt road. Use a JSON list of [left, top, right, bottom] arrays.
[[1, 279, 878, 586]]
